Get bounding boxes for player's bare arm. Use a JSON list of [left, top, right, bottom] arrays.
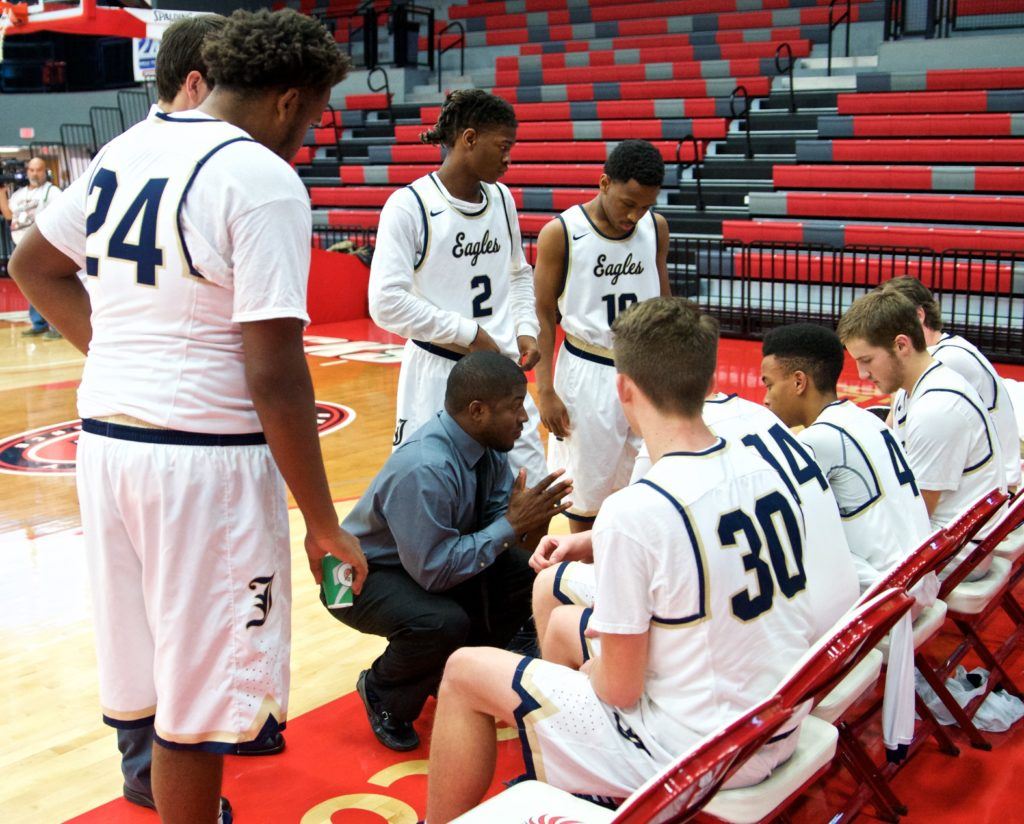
[[587, 631, 649, 708], [533, 219, 571, 437], [9, 226, 92, 352], [920, 488, 942, 515], [240, 317, 367, 590], [0, 186, 12, 221], [655, 212, 671, 297]]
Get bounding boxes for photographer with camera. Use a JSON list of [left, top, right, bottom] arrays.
[[1, 157, 61, 338]]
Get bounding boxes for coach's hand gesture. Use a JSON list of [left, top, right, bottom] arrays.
[[506, 468, 573, 538], [305, 526, 368, 593]]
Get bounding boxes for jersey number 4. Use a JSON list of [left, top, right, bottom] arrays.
[[85, 169, 168, 285], [719, 490, 807, 622]]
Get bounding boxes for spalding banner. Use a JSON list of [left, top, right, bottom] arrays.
[[0, 402, 355, 476]]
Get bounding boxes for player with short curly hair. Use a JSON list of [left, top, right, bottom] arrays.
[[533, 139, 671, 535], [11, 9, 364, 823]]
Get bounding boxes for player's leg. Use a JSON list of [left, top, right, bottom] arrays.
[[542, 605, 589, 669], [141, 439, 290, 815], [152, 747, 223, 824], [533, 560, 596, 653], [393, 342, 456, 449], [426, 646, 526, 823]]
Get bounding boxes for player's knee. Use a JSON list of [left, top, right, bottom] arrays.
[[439, 646, 482, 698], [532, 566, 559, 608]]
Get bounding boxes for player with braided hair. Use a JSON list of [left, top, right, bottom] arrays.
[[369, 88, 549, 492]]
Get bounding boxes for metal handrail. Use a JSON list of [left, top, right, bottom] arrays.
[[676, 135, 705, 212], [367, 66, 395, 126], [774, 42, 796, 113], [322, 102, 342, 155], [827, 0, 851, 76], [729, 85, 753, 160], [347, 0, 379, 68], [436, 20, 465, 93]]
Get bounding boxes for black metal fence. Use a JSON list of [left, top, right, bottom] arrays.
[[886, 0, 1024, 38], [314, 226, 1024, 364]]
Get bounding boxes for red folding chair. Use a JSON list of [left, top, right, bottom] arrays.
[[924, 491, 1024, 749], [698, 588, 916, 824], [834, 490, 1008, 821], [453, 697, 795, 824]]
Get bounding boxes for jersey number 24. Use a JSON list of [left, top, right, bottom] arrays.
[[85, 169, 167, 285]]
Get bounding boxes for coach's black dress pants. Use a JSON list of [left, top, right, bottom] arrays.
[[324, 547, 534, 722]]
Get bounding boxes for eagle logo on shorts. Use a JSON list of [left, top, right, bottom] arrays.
[[246, 574, 275, 629]]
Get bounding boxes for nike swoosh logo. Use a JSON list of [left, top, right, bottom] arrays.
[[572, 232, 589, 240], [430, 209, 447, 217]]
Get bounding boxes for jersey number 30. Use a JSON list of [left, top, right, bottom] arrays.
[[719, 491, 807, 621], [85, 169, 168, 285]]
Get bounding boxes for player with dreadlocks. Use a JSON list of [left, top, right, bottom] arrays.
[[368, 89, 549, 492]]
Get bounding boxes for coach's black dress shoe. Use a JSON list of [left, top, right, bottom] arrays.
[[234, 731, 286, 756], [357, 669, 420, 751]]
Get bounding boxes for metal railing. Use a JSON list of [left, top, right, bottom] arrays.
[[729, 85, 754, 159], [676, 135, 705, 212], [827, 0, 851, 75], [367, 66, 395, 125], [117, 87, 151, 126], [57, 123, 97, 187], [775, 43, 797, 113], [435, 20, 465, 93], [311, 226, 1024, 364], [90, 106, 125, 147]]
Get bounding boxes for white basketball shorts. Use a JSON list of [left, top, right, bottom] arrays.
[[77, 421, 291, 752], [547, 343, 640, 520], [393, 339, 548, 484]]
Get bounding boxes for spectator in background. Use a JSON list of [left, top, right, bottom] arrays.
[[0, 157, 61, 337]]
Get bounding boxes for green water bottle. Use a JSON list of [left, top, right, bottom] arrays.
[[322, 555, 355, 610]]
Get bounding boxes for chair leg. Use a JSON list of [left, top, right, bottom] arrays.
[[914, 692, 960, 757], [916, 655, 991, 751], [836, 724, 906, 821]]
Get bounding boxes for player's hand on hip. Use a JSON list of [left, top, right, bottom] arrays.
[[538, 389, 572, 438], [304, 528, 368, 593], [506, 468, 574, 537], [468, 324, 501, 353], [517, 335, 541, 371]]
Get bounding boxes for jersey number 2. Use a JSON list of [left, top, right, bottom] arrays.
[[471, 274, 492, 318], [85, 169, 168, 286]]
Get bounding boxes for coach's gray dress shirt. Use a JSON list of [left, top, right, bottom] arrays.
[[342, 411, 518, 592]]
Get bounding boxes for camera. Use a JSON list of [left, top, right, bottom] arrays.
[[0, 158, 27, 187]]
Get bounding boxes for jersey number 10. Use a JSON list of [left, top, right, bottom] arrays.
[[85, 169, 167, 285]]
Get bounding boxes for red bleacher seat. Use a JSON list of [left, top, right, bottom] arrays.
[[493, 57, 770, 86], [372, 140, 700, 164], [723, 219, 1024, 254], [515, 28, 810, 53], [773, 165, 1024, 193], [837, 90, 1024, 115], [339, 164, 608, 187], [805, 139, 1024, 164], [820, 113, 1023, 138], [394, 118, 727, 143], [312, 186, 593, 211], [760, 192, 1024, 225], [490, 75, 771, 103], [420, 98, 727, 123], [325, 209, 555, 234]]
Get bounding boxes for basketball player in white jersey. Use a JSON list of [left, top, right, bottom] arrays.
[[762, 323, 933, 760], [425, 298, 819, 822], [11, 11, 367, 823], [882, 276, 1021, 492], [534, 139, 670, 532], [839, 290, 1007, 580], [760, 323, 931, 592], [368, 90, 548, 490]]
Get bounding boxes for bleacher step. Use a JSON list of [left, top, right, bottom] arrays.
[[798, 55, 880, 71]]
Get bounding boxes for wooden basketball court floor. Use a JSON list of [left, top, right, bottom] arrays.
[[1, 288, 1022, 823]]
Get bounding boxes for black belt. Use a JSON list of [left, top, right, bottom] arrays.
[[563, 337, 614, 367], [81, 418, 266, 446], [413, 340, 463, 362]]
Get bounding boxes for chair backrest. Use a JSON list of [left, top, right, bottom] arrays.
[[942, 488, 1008, 551], [774, 588, 916, 710], [611, 697, 794, 824], [861, 488, 1008, 603], [939, 489, 1024, 598]]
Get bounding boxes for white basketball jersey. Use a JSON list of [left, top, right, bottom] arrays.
[[556, 205, 660, 350], [406, 173, 520, 357], [895, 362, 1006, 538], [702, 393, 860, 637], [931, 333, 1021, 488], [799, 400, 931, 587], [591, 440, 816, 750], [71, 112, 310, 434]]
